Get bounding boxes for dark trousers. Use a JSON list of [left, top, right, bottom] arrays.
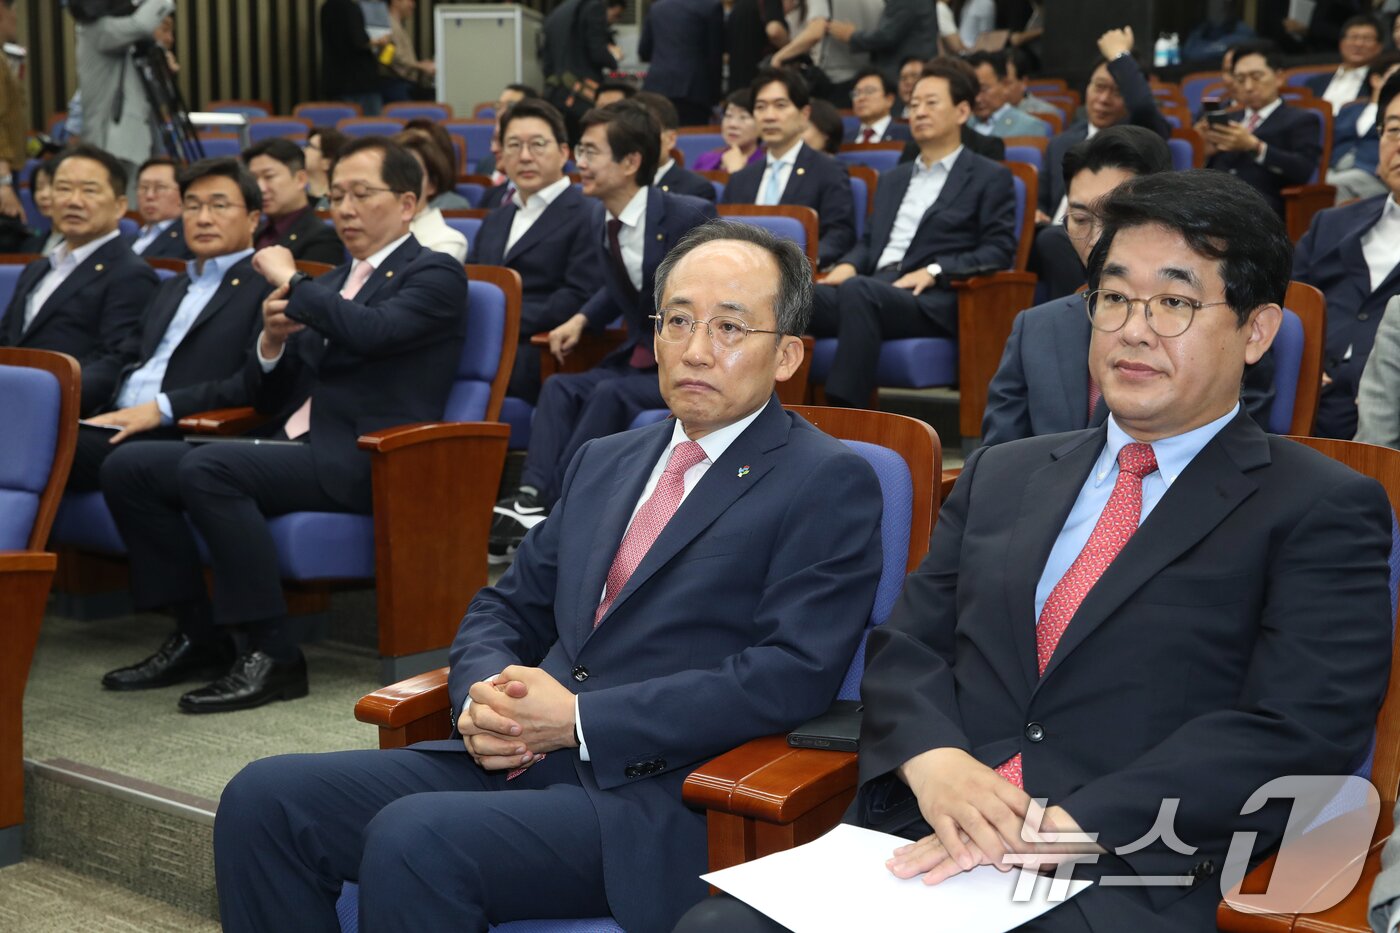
[[506, 337, 544, 404], [519, 364, 664, 506], [808, 273, 954, 407], [671, 97, 714, 127], [671, 891, 1101, 932], [214, 745, 609, 933], [100, 439, 367, 645], [68, 423, 183, 491]]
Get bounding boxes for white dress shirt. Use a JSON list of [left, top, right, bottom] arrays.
[[1362, 196, 1400, 293], [506, 175, 571, 254], [23, 228, 123, 332], [876, 146, 962, 270], [1320, 66, 1366, 111], [756, 140, 804, 205], [1355, 101, 1379, 140], [131, 217, 176, 256], [855, 116, 891, 144], [609, 186, 647, 293]]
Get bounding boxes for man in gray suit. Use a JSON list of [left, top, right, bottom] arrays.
[[74, 0, 176, 174], [824, 0, 938, 83]]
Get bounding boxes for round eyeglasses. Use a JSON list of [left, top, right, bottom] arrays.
[[1083, 288, 1231, 338], [651, 311, 781, 350]]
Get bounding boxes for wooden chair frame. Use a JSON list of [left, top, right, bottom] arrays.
[[384, 101, 455, 120], [208, 98, 274, 116], [1281, 98, 1336, 243], [845, 164, 878, 217], [1283, 280, 1325, 437]]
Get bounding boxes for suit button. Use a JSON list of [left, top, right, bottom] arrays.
[[655, 758, 666, 771], [625, 766, 639, 778], [572, 665, 589, 682], [1359, 312, 1370, 321], [1025, 722, 1045, 742]]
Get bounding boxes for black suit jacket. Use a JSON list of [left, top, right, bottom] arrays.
[[319, 0, 378, 96], [249, 236, 468, 509], [266, 208, 346, 266], [100, 255, 270, 417], [129, 219, 193, 260], [1206, 103, 1321, 218], [856, 412, 1392, 931], [721, 143, 856, 266], [639, 0, 723, 107], [0, 234, 160, 414], [541, 0, 617, 84], [655, 163, 718, 203], [901, 125, 1003, 165]]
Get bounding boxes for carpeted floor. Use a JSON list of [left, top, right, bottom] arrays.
[[0, 858, 220, 932]]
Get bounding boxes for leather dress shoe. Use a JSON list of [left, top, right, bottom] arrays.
[[102, 633, 231, 691], [178, 650, 309, 714]]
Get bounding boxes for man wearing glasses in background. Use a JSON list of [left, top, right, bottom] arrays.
[[127, 156, 193, 260], [99, 136, 469, 713]]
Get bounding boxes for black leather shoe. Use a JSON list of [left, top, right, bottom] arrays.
[[177, 650, 309, 714], [101, 633, 231, 691]]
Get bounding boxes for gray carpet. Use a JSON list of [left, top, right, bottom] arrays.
[[0, 858, 220, 932]]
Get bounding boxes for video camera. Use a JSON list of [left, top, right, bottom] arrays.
[[65, 0, 138, 25]]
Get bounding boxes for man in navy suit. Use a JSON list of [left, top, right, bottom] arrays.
[[636, 92, 721, 203], [243, 138, 346, 265], [492, 102, 715, 557], [849, 67, 912, 144], [99, 137, 468, 712], [475, 99, 603, 403], [810, 60, 1017, 408], [1202, 43, 1322, 220], [212, 221, 885, 933], [639, 0, 723, 127], [0, 144, 159, 415], [1292, 73, 1400, 439], [1325, 54, 1400, 203], [1302, 14, 1382, 109], [722, 67, 856, 268], [71, 158, 270, 490], [127, 157, 192, 261], [678, 170, 1393, 933]]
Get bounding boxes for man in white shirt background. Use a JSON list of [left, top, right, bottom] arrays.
[[1325, 51, 1400, 203], [1303, 13, 1383, 107]]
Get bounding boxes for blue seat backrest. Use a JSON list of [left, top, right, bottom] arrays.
[[674, 133, 724, 166], [447, 278, 505, 421], [709, 180, 725, 200], [297, 105, 359, 126], [445, 217, 482, 255], [475, 106, 497, 121], [387, 105, 451, 122], [341, 119, 406, 138], [118, 216, 139, 238], [1004, 145, 1043, 173], [248, 120, 308, 143], [451, 137, 466, 172], [836, 149, 901, 172], [848, 175, 868, 240], [447, 124, 497, 174], [200, 137, 243, 158], [1181, 74, 1220, 114], [19, 187, 44, 235], [212, 103, 269, 118], [835, 438, 914, 700], [841, 114, 862, 139], [1167, 137, 1194, 171], [1011, 173, 1026, 256], [456, 183, 486, 207], [1300, 109, 1324, 183], [0, 261, 27, 309], [729, 213, 807, 254], [0, 363, 61, 549], [1266, 308, 1304, 435], [1163, 112, 1182, 129]]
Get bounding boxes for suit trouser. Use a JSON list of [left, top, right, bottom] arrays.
[[671, 890, 1101, 932], [68, 423, 183, 491], [519, 363, 665, 506], [100, 439, 367, 644], [214, 745, 608, 933], [808, 273, 954, 407]]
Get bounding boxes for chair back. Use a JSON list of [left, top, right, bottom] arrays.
[[673, 132, 725, 166], [1288, 99, 1334, 184], [454, 265, 521, 423], [836, 142, 903, 173], [717, 204, 819, 272], [472, 102, 496, 119], [1169, 126, 1206, 169], [117, 215, 139, 238], [454, 173, 496, 207], [337, 117, 408, 138], [1030, 108, 1063, 135], [1180, 71, 1224, 112], [1268, 309, 1304, 435], [208, 99, 272, 118], [441, 210, 486, 255], [0, 253, 39, 309], [199, 136, 244, 158], [444, 120, 497, 173], [293, 102, 362, 126], [1006, 161, 1037, 272], [383, 102, 454, 121], [247, 116, 312, 143], [0, 348, 80, 550], [1283, 64, 1338, 88], [1281, 280, 1325, 436], [146, 257, 185, 280], [1004, 144, 1043, 173]]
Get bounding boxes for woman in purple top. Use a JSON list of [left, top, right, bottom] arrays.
[[690, 90, 764, 172]]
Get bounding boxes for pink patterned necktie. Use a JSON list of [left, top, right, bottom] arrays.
[[283, 260, 373, 439], [994, 442, 1158, 788], [594, 440, 708, 626], [1245, 112, 1261, 131]]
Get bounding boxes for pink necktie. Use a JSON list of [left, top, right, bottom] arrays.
[[859, 127, 875, 144], [283, 261, 373, 439], [994, 442, 1158, 788], [1246, 112, 1261, 131]]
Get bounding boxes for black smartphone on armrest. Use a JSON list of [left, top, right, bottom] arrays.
[[788, 700, 862, 752]]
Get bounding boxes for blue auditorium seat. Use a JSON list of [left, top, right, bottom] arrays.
[[672, 133, 724, 167], [247, 117, 311, 143]]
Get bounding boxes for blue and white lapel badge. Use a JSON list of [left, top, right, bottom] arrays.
[[737, 465, 751, 478]]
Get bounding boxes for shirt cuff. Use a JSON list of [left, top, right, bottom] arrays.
[[1254, 142, 1268, 164], [256, 331, 285, 372], [156, 393, 173, 425], [575, 694, 590, 761]]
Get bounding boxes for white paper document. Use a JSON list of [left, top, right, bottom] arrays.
[[701, 824, 1092, 932]]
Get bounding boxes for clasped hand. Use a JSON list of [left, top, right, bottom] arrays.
[[457, 666, 578, 771]]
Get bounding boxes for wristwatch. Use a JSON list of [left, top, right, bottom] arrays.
[[284, 271, 310, 294], [924, 263, 943, 283]]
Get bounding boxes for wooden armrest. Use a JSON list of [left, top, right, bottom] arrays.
[[534, 328, 628, 380], [0, 551, 58, 831], [354, 666, 453, 749], [357, 420, 511, 453], [1282, 184, 1337, 243], [683, 734, 857, 824], [941, 467, 962, 503], [177, 406, 267, 435], [953, 272, 1038, 440]]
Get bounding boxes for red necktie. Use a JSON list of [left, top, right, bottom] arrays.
[[283, 261, 373, 439], [859, 127, 875, 143], [1246, 112, 1261, 131], [995, 442, 1159, 788]]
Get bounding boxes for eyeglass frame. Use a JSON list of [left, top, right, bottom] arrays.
[[181, 197, 250, 216], [1082, 288, 1232, 338], [1061, 207, 1104, 242], [502, 137, 559, 156], [650, 310, 783, 349]]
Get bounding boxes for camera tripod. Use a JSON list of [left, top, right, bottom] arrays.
[[131, 38, 203, 163]]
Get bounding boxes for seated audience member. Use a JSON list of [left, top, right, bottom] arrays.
[[0, 144, 159, 414], [966, 50, 1051, 138], [99, 137, 468, 712], [1007, 46, 1062, 118], [722, 67, 856, 268], [70, 159, 269, 489], [899, 56, 1006, 162], [1304, 14, 1383, 108], [639, 0, 722, 127], [475, 98, 603, 402], [128, 156, 192, 259], [1201, 42, 1322, 220], [1313, 74, 1400, 441], [303, 125, 347, 210], [594, 80, 638, 111], [986, 126, 1276, 445], [394, 131, 469, 261], [213, 221, 884, 933], [676, 169, 1394, 933], [474, 85, 540, 179], [691, 90, 763, 172], [401, 118, 474, 210], [20, 156, 63, 255], [635, 91, 719, 202], [892, 54, 925, 118], [491, 102, 715, 556], [823, 0, 938, 82], [849, 67, 911, 143], [810, 61, 1015, 408], [1039, 27, 1169, 223], [242, 138, 345, 265], [804, 98, 845, 154], [1326, 53, 1400, 202]]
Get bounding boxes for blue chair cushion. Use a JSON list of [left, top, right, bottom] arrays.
[[268, 512, 375, 580], [727, 214, 807, 254], [835, 149, 901, 172], [874, 338, 958, 388], [1167, 138, 1194, 171], [673, 134, 724, 166], [50, 491, 126, 555], [0, 364, 60, 549], [848, 175, 867, 241]]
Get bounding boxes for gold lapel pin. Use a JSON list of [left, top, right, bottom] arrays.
[[95, 264, 105, 272], [385, 270, 394, 278], [795, 167, 806, 176], [232, 278, 240, 286], [656, 233, 663, 241], [290, 234, 298, 241]]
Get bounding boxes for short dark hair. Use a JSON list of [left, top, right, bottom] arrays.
[[1380, 71, 1400, 123], [966, 50, 1009, 80], [750, 66, 811, 110], [503, 83, 539, 99], [1341, 14, 1382, 41], [331, 136, 424, 198], [653, 220, 813, 337], [53, 144, 129, 196], [137, 155, 178, 181], [1087, 170, 1293, 326], [805, 99, 844, 154], [604, 0, 625, 8], [634, 91, 681, 132], [1365, 51, 1400, 90], [1061, 124, 1173, 197], [579, 100, 661, 187], [899, 54, 926, 70], [596, 80, 638, 101], [918, 58, 979, 107], [401, 118, 461, 176], [242, 137, 306, 173], [852, 66, 896, 98], [723, 88, 753, 113], [394, 130, 455, 198], [308, 125, 348, 161], [1006, 46, 1034, 81], [500, 97, 569, 144], [1231, 41, 1286, 74], [176, 157, 262, 212], [33, 155, 62, 186]]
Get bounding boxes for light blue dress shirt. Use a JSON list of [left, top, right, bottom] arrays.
[[875, 146, 963, 271], [1032, 404, 1241, 620], [115, 248, 254, 422]]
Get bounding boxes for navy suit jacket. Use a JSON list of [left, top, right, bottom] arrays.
[[129, 219, 193, 260], [1293, 193, 1400, 439], [440, 397, 884, 932], [0, 234, 160, 414], [1304, 69, 1364, 103], [639, 0, 723, 107], [655, 162, 719, 202], [856, 412, 1392, 932], [474, 185, 604, 337], [721, 143, 856, 266], [580, 187, 716, 362], [1331, 100, 1379, 173], [96, 256, 270, 418], [1207, 103, 1321, 217], [847, 0, 938, 77], [900, 126, 1003, 165], [267, 208, 346, 266], [249, 236, 467, 508]]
